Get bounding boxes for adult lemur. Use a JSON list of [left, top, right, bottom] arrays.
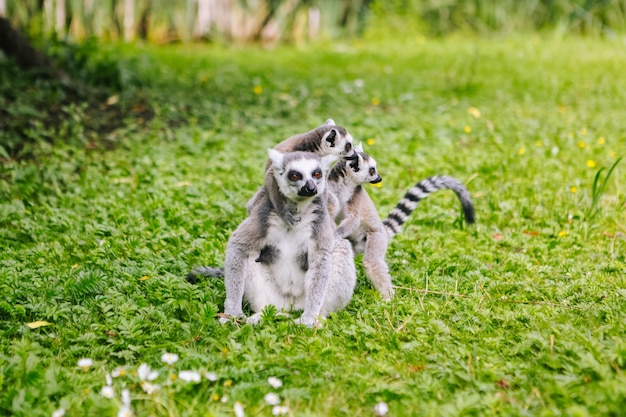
[[188, 119, 356, 284], [222, 149, 356, 326], [327, 144, 475, 300], [246, 119, 356, 226]]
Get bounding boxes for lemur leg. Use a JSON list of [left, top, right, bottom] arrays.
[[244, 261, 294, 314], [320, 237, 356, 316], [362, 230, 395, 301], [299, 241, 334, 326]]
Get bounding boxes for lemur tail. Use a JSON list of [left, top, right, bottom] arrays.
[[186, 266, 224, 284], [382, 175, 475, 239]]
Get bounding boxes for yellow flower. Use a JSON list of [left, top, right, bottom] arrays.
[[371, 97, 380, 106], [578, 140, 585, 148], [558, 105, 567, 113], [366, 138, 375, 146], [518, 147, 525, 156], [467, 107, 481, 118], [610, 151, 617, 158], [253, 85, 263, 95], [224, 379, 233, 387], [139, 275, 150, 281], [535, 140, 542, 147], [597, 136, 605, 145], [587, 160, 596, 168], [464, 125, 472, 133], [581, 127, 588, 135], [570, 186, 577, 193], [212, 393, 220, 401], [558, 231, 568, 237]]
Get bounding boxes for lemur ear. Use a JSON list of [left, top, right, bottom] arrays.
[[354, 142, 364, 153], [321, 154, 338, 172], [324, 119, 336, 126], [268, 148, 284, 168], [324, 129, 337, 147]]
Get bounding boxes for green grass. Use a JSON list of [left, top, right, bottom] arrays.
[[1, 36, 625, 416]]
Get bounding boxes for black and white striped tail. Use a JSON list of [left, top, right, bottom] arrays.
[[382, 175, 475, 238], [186, 266, 224, 284]]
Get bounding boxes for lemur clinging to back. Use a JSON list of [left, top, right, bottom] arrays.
[[246, 119, 356, 226], [327, 143, 475, 300], [223, 149, 356, 327]]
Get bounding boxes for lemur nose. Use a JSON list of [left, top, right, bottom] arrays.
[[299, 180, 317, 196]]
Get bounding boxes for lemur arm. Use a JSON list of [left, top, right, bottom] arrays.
[[265, 167, 300, 226], [223, 217, 257, 320], [298, 215, 334, 327], [334, 188, 364, 239]]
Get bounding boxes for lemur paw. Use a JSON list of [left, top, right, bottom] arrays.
[[218, 312, 244, 324], [293, 316, 324, 328], [246, 313, 263, 325], [282, 212, 301, 227], [380, 287, 395, 301]]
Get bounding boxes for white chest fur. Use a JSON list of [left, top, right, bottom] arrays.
[[263, 209, 315, 297]]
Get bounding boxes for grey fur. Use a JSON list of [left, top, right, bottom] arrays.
[[186, 266, 224, 284], [327, 145, 475, 300], [223, 149, 356, 327], [246, 119, 356, 226]]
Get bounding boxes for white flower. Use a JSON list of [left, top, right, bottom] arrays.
[[101, 385, 115, 399], [204, 372, 218, 381], [354, 79, 364, 88], [234, 402, 245, 417], [52, 408, 66, 417], [374, 401, 389, 416], [105, 373, 113, 386], [121, 389, 131, 407], [111, 367, 126, 378], [137, 363, 158, 381], [178, 370, 201, 383], [272, 405, 290, 415], [267, 376, 283, 389], [221, 395, 229, 403], [140, 381, 159, 394], [264, 392, 280, 406], [118, 406, 132, 417], [160, 352, 179, 365], [77, 358, 93, 369]]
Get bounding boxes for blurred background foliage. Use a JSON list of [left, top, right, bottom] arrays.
[[2, 0, 626, 45]]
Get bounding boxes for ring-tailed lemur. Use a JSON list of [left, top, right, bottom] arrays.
[[246, 119, 356, 227], [327, 144, 475, 300], [222, 149, 356, 327]]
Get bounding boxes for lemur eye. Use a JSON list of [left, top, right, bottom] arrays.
[[345, 142, 352, 152], [288, 171, 302, 182], [312, 169, 322, 179], [369, 167, 376, 176]]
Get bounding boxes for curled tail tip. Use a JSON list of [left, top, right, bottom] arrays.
[[463, 203, 476, 224]]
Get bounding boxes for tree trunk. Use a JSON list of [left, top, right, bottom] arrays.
[[124, 0, 135, 41], [0, 17, 54, 73], [195, 0, 212, 38], [56, 0, 66, 35]]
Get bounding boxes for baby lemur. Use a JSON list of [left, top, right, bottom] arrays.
[[246, 119, 356, 226], [327, 144, 475, 300], [222, 149, 356, 327]]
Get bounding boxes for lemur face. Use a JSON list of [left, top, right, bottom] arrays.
[[348, 151, 382, 185], [320, 120, 356, 160], [269, 149, 334, 202]]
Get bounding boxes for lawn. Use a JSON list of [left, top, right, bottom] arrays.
[[1, 35, 625, 417]]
